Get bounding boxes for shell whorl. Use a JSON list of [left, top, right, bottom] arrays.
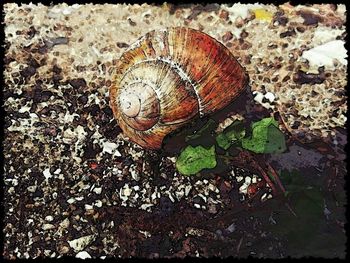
[[118, 81, 160, 131], [110, 27, 248, 149]]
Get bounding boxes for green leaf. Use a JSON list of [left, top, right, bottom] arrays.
[[216, 120, 245, 150], [252, 116, 278, 129], [176, 145, 217, 175], [185, 119, 217, 142], [216, 133, 232, 150], [241, 117, 286, 153], [184, 119, 217, 148]]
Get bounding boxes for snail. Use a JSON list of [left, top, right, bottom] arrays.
[[109, 27, 248, 149]]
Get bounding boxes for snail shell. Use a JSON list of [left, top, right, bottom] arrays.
[[110, 27, 248, 149]]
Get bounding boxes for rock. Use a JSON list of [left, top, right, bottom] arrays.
[[226, 223, 236, 233], [76, 251, 92, 259], [102, 141, 119, 155], [264, 92, 275, 103], [58, 245, 70, 254], [222, 31, 233, 42], [45, 215, 54, 222], [68, 234, 96, 252], [59, 218, 70, 229], [43, 168, 52, 180], [42, 224, 55, 230], [93, 187, 102, 194]]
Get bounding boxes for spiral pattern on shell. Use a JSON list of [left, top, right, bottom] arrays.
[[110, 27, 248, 149]]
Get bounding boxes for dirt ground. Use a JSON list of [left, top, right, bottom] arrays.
[[2, 3, 347, 258]]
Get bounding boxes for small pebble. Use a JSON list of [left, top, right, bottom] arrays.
[[76, 251, 92, 259]]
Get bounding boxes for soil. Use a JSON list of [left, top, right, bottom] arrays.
[[2, 3, 346, 259]]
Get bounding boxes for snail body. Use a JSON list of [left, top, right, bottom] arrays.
[[110, 27, 248, 149]]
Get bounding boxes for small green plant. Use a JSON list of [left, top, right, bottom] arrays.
[[176, 117, 287, 175]]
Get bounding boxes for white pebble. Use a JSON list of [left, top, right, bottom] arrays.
[[194, 204, 201, 209], [168, 192, 175, 202], [253, 91, 264, 104], [175, 190, 184, 200], [93, 187, 102, 194], [45, 215, 54, 222], [226, 223, 236, 233], [94, 200, 102, 208], [130, 169, 139, 181], [123, 187, 132, 197], [85, 204, 93, 210], [102, 141, 119, 155], [184, 185, 192, 196], [302, 40, 347, 69], [67, 198, 76, 204], [264, 92, 275, 103], [236, 176, 244, 182], [27, 185, 37, 192], [76, 251, 91, 259], [59, 218, 70, 229], [68, 235, 96, 252], [139, 230, 151, 238], [151, 191, 157, 200], [140, 203, 153, 210], [43, 168, 52, 180], [252, 176, 257, 184], [261, 193, 268, 202], [42, 224, 55, 230], [208, 184, 217, 192], [198, 194, 207, 202]]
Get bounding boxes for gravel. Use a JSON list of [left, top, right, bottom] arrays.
[[3, 2, 346, 259]]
